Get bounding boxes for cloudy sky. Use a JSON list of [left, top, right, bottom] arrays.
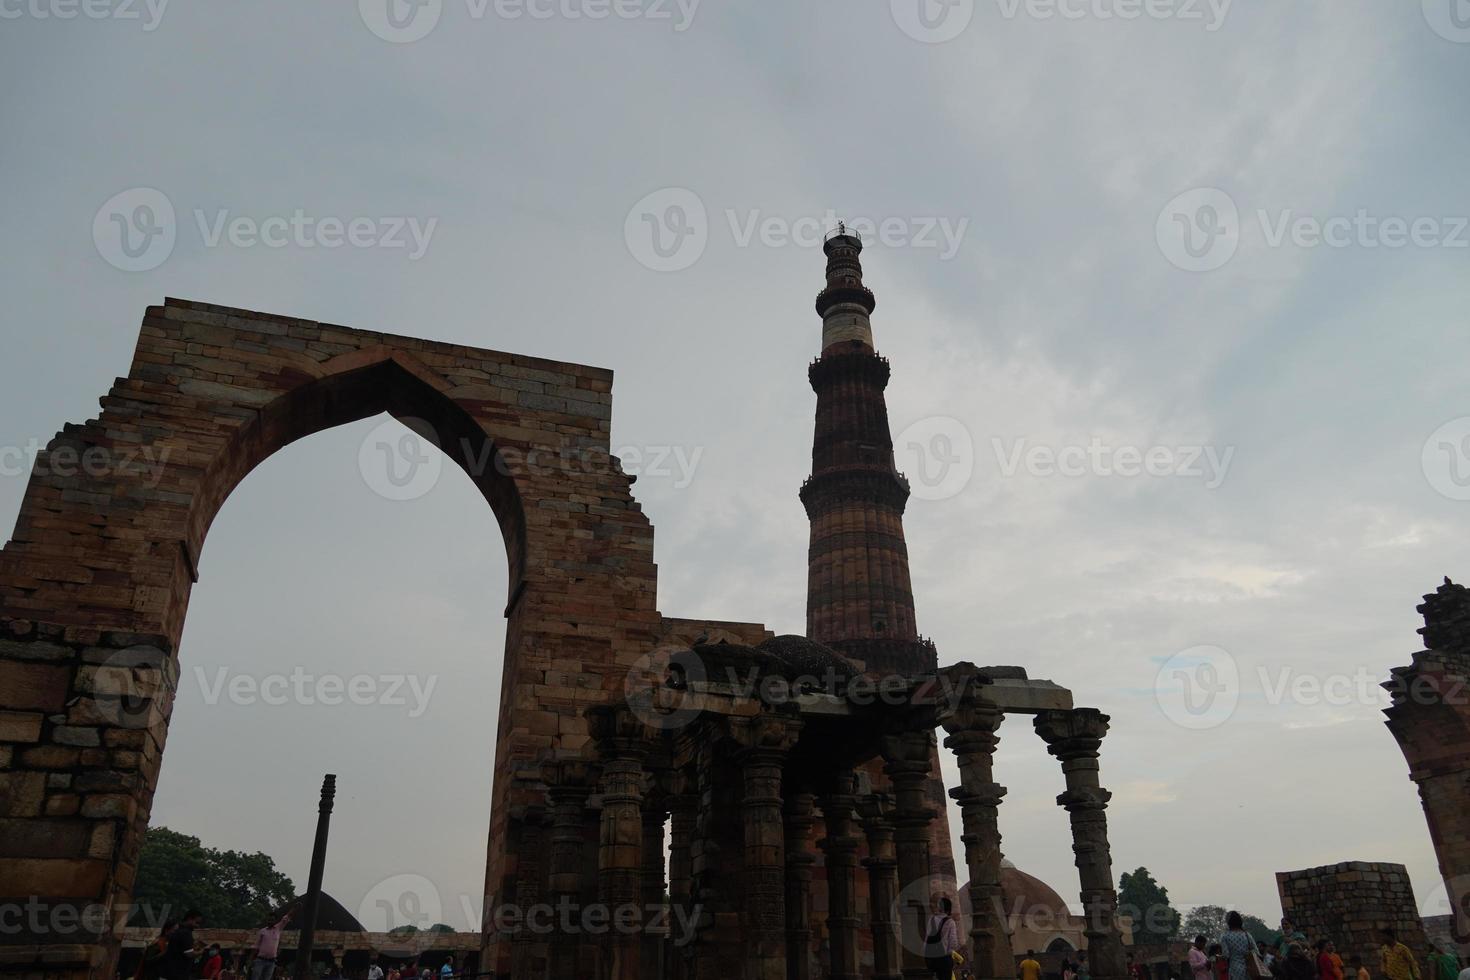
[[3, 0, 1470, 935]]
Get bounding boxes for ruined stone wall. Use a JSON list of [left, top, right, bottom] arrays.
[[1276, 862, 1428, 967], [1386, 579, 1470, 952], [0, 298, 661, 980]]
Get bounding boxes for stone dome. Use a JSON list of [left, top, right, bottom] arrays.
[[758, 634, 860, 678], [999, 859, 1072, 918]]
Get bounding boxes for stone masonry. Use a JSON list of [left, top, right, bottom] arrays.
[[1385, 579, 1470, 950], [1276, 863, 1427, 968], [0, 298, 662, 980]]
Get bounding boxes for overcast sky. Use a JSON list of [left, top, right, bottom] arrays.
[[3, 0, 1469, 936]]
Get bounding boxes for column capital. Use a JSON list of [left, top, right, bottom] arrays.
[[1034, 707, 1111, 760], [857, 791, 896, 827], [880, 728, 936, 775], [588, 702, 661, 759], [936, 662, 1004, 736], [724, 706, 803, 761]]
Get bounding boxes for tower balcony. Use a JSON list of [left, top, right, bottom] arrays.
[[815, 283, 876, 316]]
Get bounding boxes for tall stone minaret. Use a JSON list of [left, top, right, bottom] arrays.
[[800, 227, 957, 884], [801, 227, 930, 674]]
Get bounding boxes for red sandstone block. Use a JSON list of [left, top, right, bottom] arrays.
[[0, 711, 44, 742], [0, 856, 110, 895], [0, 663, 73, 713]]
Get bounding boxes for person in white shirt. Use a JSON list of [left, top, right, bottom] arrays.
[[249, 907, 295, 980], [924, 896, 961, 980], [366, 959, 383, 980]]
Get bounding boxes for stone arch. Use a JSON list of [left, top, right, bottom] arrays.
[[0, 299, 661, 980]]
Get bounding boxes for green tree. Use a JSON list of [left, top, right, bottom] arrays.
[[1180, 905, 1229, 941], [1242, 915, 1278, 946], [1118, 867, 1181, 944], [130, 827, 296, 928], [427, 924, 454, 933]]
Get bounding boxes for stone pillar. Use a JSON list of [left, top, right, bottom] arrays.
[[509, 805, 549, 979], [1035, 709, 1126, 980], [729, 711, 802, 980], [860, 793, 904, 980], [589, 705, 653, 980], [544, 761, 595, 980], [666, 783, 697, 980], [819, 774, 863, 980], [1385, 578, 1470, 947], [884, 731, 939, 979], [642, 800, 668, 980], [784, 792, 818, 980], [940, 690, 1014, 980]]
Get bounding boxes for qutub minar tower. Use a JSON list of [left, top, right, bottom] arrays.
[[801, 227, 959, 885]]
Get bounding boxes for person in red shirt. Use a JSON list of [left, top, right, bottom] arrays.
[[1317, 940, 1344, 980], [199, 946, 223, 980], [1210, 944, 1229, 980]]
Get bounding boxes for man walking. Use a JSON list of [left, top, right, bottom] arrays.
[[161, 911, 203, 980]]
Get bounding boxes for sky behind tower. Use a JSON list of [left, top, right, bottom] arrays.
[[2, 0, 1470, 934]]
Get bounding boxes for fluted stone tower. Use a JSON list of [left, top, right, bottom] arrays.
[[801, 227, 957, 884], [801, 229, 932, 671]]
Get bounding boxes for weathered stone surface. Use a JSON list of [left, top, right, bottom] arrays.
[[1384, 578, 1470, 952], [1275, 862, 1428, 968], [0, 711, 43, 743], [0, 298, 661, 980], [0, 772, 48, 817]]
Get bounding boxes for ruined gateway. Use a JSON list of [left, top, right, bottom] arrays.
[[3, 232, 1163, 979]]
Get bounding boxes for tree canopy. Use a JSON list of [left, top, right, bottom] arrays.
[[1118, 867, 1181, 944], [1178, 904, 1279, 945], [130, 827, 296, 929]]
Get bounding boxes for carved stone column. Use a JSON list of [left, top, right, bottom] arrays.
[[589, 705, 653, 980], [730, 710, 803, 980], [544, 761, 596, 980], [819, 773, 863, 980], [884, 730, 939, 979], [666, 781, 697, 980], [784, 792, 818, 980], [860, 793, 904, 980], [1035, 709, 1126, 980], [941, 688, 1015, 980], [642, 797, 668, 979]]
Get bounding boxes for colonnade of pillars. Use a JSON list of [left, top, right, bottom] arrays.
[[531, 692, 1128, 980]]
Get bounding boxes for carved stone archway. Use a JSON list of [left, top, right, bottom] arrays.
[[0, 298, 661, 980]]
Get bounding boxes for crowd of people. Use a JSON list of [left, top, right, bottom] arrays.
[[1176, 915, 1470, 980], [130, 907, 462, 980], [918, 902, 1469, 980]]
